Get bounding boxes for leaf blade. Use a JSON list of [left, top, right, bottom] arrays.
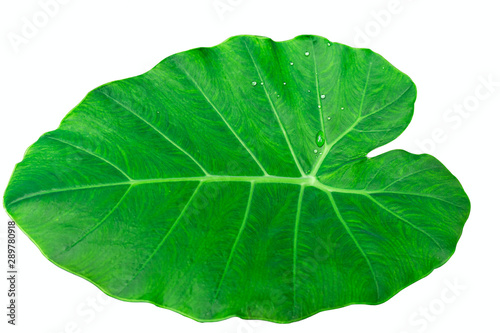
[[3, 34, 470, 323]]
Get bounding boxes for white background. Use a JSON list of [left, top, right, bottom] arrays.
[[1, 0, 499, 332]]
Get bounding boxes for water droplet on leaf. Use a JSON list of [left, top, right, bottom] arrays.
[[252, 81, 257, 86], [290, 62, 294, 66], [327, 116, 331, 120], [316, 130, 325, 147], [314, 149, 318, 154], [320, 94, 326, 99], [305, 51, 310, 56]]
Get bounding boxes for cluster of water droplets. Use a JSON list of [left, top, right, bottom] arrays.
[[248, 43, 342, 159]]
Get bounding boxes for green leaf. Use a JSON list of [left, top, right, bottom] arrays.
[[3, 35, 470, 323]]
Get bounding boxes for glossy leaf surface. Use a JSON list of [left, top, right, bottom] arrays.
[[3, 35, 470, 323]]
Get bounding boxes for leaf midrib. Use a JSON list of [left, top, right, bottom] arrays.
[[7, 174, 466, 210]]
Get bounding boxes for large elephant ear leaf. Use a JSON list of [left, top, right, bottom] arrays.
[[3, 35, 470, 323]]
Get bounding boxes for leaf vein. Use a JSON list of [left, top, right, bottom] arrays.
[[380, 166, 440, 191], [57, 185, 133, 255], [243, 40, 305, 176], [215, 181, 255, 298], [363, 168, 384, 190], [176, 63, 269, 176], [310, 38, 325, 144], [371, 191, 465, 208], [360, 84, 412, 120], [310, 67, 415, 177], [365, 194, 443, 249], [46, 136, 132, 181], [326, 191, 381, 300], [358, 62, 373, 118], [292, 185, 305, 316], [98, 90, 210, 176], [309, 62, 373, 176], [118, 181, 203, 294]]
